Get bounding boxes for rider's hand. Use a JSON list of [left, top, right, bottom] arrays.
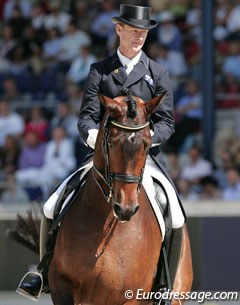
[[86, 129, 99, 149], [150, 130, 154, 137]]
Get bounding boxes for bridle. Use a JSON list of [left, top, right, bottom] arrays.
[[93, 115, 150, 203]]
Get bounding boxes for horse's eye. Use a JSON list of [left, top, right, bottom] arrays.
[[108, 142, 114, 149]]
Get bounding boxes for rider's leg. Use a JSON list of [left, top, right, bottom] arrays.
[[144, 157, 185, 287], [16, 165, 92, 300], [16, 174, 76, 299], [16, 214, 53, 299], [167, 226, 183, 286]]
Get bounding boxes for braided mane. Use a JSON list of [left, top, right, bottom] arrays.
[[120, 88, 137, 119]]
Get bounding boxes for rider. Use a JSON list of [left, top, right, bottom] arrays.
[[17, 4, 185, 300]]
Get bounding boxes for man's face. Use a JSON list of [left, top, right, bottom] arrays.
[[116, 24, 149, 58]]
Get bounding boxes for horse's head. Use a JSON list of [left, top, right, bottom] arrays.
[[93, 91, 166, 222]]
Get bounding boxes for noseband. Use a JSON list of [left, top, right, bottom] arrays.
[[93, 116, 150, 203]]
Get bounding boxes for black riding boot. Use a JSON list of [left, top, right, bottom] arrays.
[[16, 215, 55, 301], [153, 227, 183, 305], [168, 227, 183, 286]]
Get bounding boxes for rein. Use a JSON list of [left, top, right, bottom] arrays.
[[93, 116, 150, 203]]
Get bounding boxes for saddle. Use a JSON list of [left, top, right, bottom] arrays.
[[51, 168, 88, 227]]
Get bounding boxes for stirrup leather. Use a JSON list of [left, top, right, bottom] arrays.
[[16, 270, 43, 301]]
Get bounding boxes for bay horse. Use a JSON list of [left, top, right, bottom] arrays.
[[49, 93, 193, 305]]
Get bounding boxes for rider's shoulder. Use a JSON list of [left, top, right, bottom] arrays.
[[89, 56, 111, 75]]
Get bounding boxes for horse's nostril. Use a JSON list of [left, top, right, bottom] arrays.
[[113, 202, 139, 221], [113, 203, 122, 215]]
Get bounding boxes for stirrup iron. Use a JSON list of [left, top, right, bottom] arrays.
[[16, 270, 43, 301]]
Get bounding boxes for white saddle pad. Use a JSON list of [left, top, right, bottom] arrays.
[[44, 159, 184, 241]]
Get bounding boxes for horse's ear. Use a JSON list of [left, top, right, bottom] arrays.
[[98, 93, 112, 107], [98, 93, 124, 115], [145, 92, 167, 116]]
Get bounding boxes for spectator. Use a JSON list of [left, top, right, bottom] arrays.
[[20, 25, 43, 75], [1, 76, 20, 102], [50, 101, 79, 139], [0, 24, 18, 72], [91, 0, 118, 46], [214, 0, 231, 41], [71, 0, 96, 33], [156, 11, 182, 51], [25, 107, 49, 142], [148, 43, 187, 89], [7, 43, 29, 75], [66, 45, 97, 89], [215, 0, 231, 28], [185, 40, 201, 83], [185, 0, 201, 43], [8, 4, 31, 38], [20, 24, 41, 58], [177, 178, 199, 201], [222, 167, 240, 200], [31, 2, 46, 32], [42, 27, 62, 69], [17, 130, 46, 170], [0, 134, 21, 180], [3, 0, 32, 20], [58, 20, 91, 72], [199, 176, 222, 200], [0, 100, 25, 147], [42, 126, 76, 188], [214, 147, 236, 189], [226, 3, 240, 40], [43, 0, 71, 34], [166, 80, 202, 153], [165, 151, 181, 185], [222, 41, 240, 79], [14, 130, 46, 200], [155, 44, 188, 78], [16, 126, 76, 198], [180, 145, 212, 185]]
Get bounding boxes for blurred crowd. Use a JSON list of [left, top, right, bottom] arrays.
[[0, 0, 240, 203]]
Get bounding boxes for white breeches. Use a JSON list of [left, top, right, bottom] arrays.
[[43, 158, 185, 229]]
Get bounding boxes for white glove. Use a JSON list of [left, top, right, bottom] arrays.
[[150, 129, 161, 147], [86, 129, 99, 149]]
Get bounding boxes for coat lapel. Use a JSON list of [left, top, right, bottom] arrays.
[[110, 53, 127, 85], [122, 52, 150, 88]]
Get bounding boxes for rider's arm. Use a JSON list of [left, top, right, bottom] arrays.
[[78, 63, 102, 146], [150, 67, 175, 146]]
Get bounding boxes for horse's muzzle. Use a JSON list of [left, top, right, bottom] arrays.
[[113, 202, 139, 221]]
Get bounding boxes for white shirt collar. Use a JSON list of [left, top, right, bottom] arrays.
[[117, 48, 142, 75]]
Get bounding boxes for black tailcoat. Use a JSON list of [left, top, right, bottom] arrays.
[[78, 51, 180, 194]]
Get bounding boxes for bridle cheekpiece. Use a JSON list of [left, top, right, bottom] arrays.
[[93, 113, 150, 203]]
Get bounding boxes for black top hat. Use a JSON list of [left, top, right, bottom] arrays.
[[112, 4, 158, 30]]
